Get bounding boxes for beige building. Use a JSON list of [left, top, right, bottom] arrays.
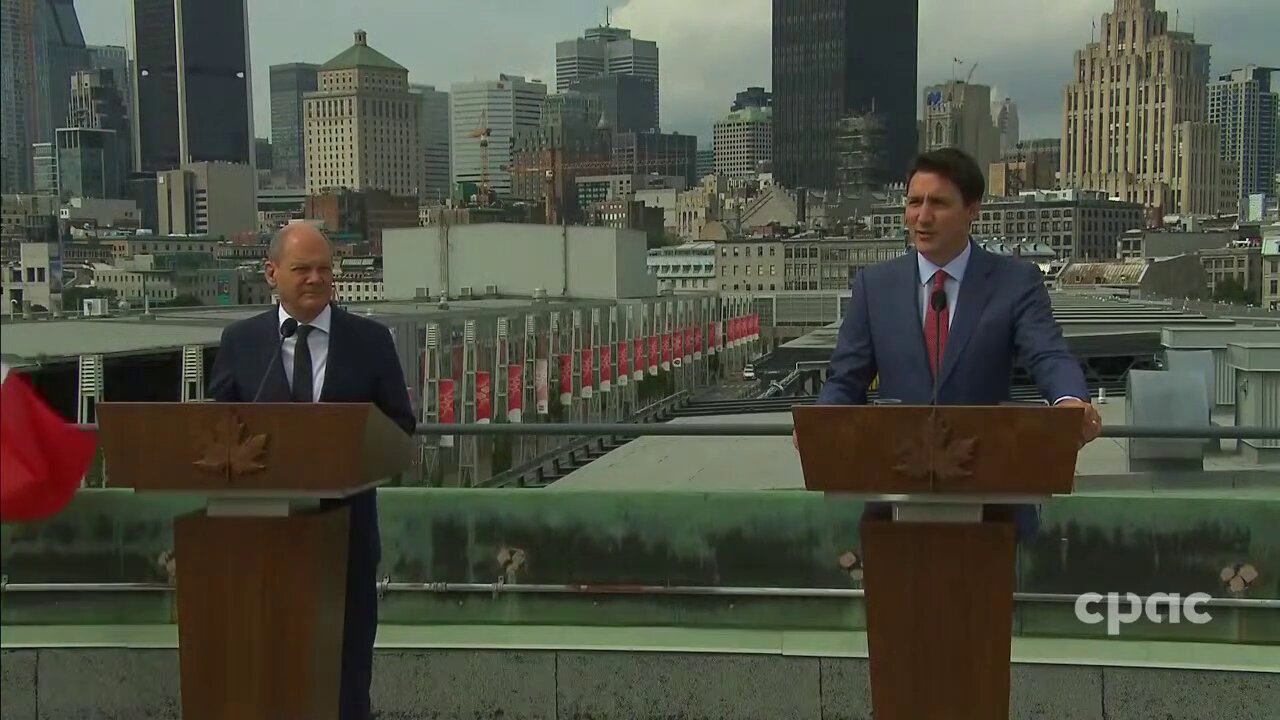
[[1060, 0, 1221, 215], [1262, 231, 1279, 310], [923, 80, 1001, 183], [711, 236, 907, 293], [1198, 245, 1263, 301], [156, 162, 257, 239], [713, 105, 771, 179], [305, 30, 421, 198], [2, 242, 57, 314]]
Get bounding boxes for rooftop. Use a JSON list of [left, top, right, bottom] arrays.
[[319, 30, 407, 72]]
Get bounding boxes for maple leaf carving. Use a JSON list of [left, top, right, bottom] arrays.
[[192, 413, 268, 478], [891, 415, 977, 487]]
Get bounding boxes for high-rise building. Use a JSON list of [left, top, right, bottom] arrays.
[[450, 74, 547, 200], [1, 0, 38, 192], [992, 97, 1020, 155], [612, 131, 697, 187], [1209, 66, 1278, 214], [556, 24, 659, 127], [34, 0, 89, 143], [568, 73, 657, 134], [86, 45, 131, 131], [156, 161, 256, 238], [66, 68, 131, 192], [510, 93, 610, 221], [56, 127, 123, 199], [269, 62, 318, 187], [923, 81, 1001, 184], [410, 84, 451, 203], [732, 87, 772, 112], [130, 0, 254, 172], [772, 0, 918, 191], [1060, 0, 1221, 215], [32, 141, 57, 196], [713, 105, 772, 178], [834, 112, 887, 195], [304, 31, 420, 198]]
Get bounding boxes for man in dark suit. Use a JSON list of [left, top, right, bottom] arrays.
[[808, 149, 1102, 532], [208, 223, 414, 720]]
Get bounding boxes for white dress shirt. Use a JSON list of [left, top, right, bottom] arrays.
[[279, 304, 330, 403]]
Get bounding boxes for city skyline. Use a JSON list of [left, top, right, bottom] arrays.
[[68, 0, 1280, 147]]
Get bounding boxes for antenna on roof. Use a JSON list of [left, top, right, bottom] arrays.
[[605, 5, 610, 26]]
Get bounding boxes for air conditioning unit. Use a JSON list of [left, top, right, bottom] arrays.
[[459, 286, 473, 299], [484, 284, 498, 296], [82, 298, 108, 317], [414, 287, 430, 299]]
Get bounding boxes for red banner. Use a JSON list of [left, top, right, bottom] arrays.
[[649, 335, 659, 375], [600, 344, 612, 392], [439, 379, 455, 423], [581, 347, 594, 399], [673, 328, 684, 361], [475, 371, 491, 423], [507, 365, 523, 423], [685, 326, 695, 358], [633, 338, 643, 380], [662, 332, 672, 370], [559, 354, 573, 405]]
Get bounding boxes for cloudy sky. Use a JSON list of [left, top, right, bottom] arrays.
[[82, 0, 1276, 144]]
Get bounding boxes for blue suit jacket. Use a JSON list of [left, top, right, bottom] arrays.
[[818, 242, 1088, 535], [206, 303, 416, 563]]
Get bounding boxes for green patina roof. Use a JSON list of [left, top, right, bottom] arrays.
[[320, 30, 406, 72]]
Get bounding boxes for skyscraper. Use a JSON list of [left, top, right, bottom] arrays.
[[35, 0, 89, 142], [305, 31, 420, 198], [992, 97, 1020, 155], [1209, 66, 1278, 213], [1060, 0, 1221, 215], [923, 81, 1001, 183], [771, 0, 919, 191], [450, 74, 547, 200], [567, 73, 657, 134], [129, 0, 254, 172], [411, 84, 451, 203], [269, 62, 318, 187], [0, 0, 37, 192], [556, 24, 659, 127]]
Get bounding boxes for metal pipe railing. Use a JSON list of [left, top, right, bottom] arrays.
[[1, 580, 1276, 610], [71, 421, 1280, 440]]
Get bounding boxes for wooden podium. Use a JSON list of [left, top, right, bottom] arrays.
[[96, 402, 413, 720], [792, 404, 1082, 720]]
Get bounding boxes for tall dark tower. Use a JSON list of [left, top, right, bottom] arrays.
[[129, 0, 254, 172], [772, 0, 918, 191]]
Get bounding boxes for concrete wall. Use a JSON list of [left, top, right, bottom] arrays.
[[382, 224, 657, 300], [3, 647, 1274, 720]]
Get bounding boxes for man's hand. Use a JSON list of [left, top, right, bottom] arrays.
[[1056, 397, 1102, 446]]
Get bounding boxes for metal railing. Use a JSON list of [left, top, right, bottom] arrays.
[[2, 578, 1276, 611]]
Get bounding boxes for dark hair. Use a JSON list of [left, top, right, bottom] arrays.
[[907, 148, 985, 205]]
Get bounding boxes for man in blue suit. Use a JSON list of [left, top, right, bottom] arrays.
[[811, 148, 1101, 528], [209, 224, 415, 719]]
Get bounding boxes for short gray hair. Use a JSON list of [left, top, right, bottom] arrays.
[[268, 223, 332, 262]]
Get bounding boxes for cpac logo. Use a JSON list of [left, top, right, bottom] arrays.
[[1073, 592, 1213, 636]]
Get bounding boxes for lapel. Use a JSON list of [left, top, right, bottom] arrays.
[[318, 303, 343, 402], [256, 308, 291, 402], [938, 242, 996, 388], [903, 251, 933, 380]]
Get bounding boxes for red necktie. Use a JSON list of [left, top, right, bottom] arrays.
[[924, 270, 949, 378]]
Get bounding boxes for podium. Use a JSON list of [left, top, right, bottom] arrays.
[[792, 404, 1081, 719], [96, 402, 413, 720]]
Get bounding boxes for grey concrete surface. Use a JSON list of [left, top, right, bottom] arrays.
[[2, 647, 1277, 719], [372, 650, 556, 720], [1101, 667, 1280, 720], [0, 650, 37, 720], [555, 651, 822, 720]]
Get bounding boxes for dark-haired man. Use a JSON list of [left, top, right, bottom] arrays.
[[809, 148, 1101, 532]]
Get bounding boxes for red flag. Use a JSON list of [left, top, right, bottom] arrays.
[[475, 371, 492, 423], [507, 365, 523, 423], [0, 364, 97, 522]]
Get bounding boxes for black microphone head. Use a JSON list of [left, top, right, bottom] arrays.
[[930, 288, 948, 313], [280, 318, 299, 338]]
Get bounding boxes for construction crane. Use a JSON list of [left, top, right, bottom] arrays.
[[470, 109, 492, 206]]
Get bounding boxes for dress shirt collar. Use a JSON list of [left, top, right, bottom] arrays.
[[277, 303, 332, 335], [917, 240, 973, 285]]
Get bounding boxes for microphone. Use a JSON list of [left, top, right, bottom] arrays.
[[252, 318, 298, 403], [929, 288, 947, 407]]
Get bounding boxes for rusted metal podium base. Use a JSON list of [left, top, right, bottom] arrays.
[[173, 506, 350, 720], [861, 516, 1017, 719]]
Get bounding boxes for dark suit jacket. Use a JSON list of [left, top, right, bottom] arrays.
[[818, 241, 1088, 406], [207, 303, 416, 562]]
